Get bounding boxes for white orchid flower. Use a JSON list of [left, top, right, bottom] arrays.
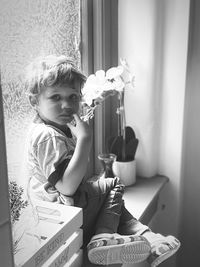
[[111, 76, 125, 92], [82, 69, 115, 105], [95, 70, 106, 82], [120, 58, 131, 73], [81, 59, 135, 121], [106, 66, 124, 80], [120, 58, 135, 87]]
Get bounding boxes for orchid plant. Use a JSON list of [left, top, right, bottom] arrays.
[[81, 58, 134, 122], [81, 59, 138, 162]]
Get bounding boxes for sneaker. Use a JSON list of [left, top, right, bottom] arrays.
[[147, 235, 181, 267], [87, 233, 151, 265]]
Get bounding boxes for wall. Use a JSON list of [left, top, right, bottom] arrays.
[[119, 0, 159, 178], [178, 1, 200, 265], [119, 0, 190, 266], [156, 0, 189, 236]]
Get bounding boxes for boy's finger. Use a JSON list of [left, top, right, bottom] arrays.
[[67, 118, 76, 127], [66, 122, 73, 128], [73, 113, 81, 122]]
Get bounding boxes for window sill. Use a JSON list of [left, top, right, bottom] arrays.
[[123, 175, 169, 224]]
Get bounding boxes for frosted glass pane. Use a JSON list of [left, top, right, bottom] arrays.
[[0, 0, 81, 184]]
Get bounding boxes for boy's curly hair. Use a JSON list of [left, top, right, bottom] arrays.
[[25, 55, 86, 96]]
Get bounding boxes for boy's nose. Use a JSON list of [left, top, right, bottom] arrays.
[[61, 100, 71, 109]]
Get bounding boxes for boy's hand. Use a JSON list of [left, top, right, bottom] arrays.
[[67, 113, 92, 141]]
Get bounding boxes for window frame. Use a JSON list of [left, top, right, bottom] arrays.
[[81, 0, 119, 174], [0, 1, 118, 264], [0, 77, 14, 266]]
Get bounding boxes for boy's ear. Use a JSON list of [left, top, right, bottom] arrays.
[[29, 95, 38, 108]]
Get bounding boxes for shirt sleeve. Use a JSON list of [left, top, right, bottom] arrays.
[[34, 134, 74, 186], [48, 158, 71, 186]]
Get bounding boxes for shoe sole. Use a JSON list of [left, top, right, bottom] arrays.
[[88, 239, 151, 265], [151, 243, 180, 267]]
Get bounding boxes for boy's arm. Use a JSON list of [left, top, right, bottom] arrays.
[[55, 114, 92, 196]]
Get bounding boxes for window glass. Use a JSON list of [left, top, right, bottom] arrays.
[[0, 0, 81, 184]]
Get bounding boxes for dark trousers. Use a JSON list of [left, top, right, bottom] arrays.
[[73, 177, 149, 246]]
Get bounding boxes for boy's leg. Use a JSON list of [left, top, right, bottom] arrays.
[[118, 201, 149, 235], [94, 177, 125, 235], [75, 177, 150, 265], [118, 202, 180, 267], [73, 177, 125, 245]]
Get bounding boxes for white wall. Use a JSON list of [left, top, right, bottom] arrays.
[[119, 0, 159, 178], [119, 0, 190, 266], [178, 1, 200, 265]]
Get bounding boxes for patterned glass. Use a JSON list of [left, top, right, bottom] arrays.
[[0, 0, 81, 183]]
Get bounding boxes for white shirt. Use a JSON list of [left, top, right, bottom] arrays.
[[25, 116, 75, 205]]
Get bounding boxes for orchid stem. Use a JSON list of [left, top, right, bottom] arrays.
[[118, 90, 126, 161]]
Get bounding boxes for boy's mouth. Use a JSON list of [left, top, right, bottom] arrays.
[[59, 113, 73, 118]]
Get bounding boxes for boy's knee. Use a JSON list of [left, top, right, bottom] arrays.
[[82, 177, 124, 198], [103, 177, 125, 195], [111, 176, 125, 189]]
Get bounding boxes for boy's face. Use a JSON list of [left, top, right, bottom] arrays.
[[34, 82, 81, 126]]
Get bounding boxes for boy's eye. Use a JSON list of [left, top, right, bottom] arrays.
[[50, 95, 61, 101], [70, 94, 79, 102]]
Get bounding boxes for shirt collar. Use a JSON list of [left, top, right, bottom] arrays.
[[33, 114, 72, 138]]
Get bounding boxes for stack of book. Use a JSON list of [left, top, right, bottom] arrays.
[[14, 200, 83, 267]]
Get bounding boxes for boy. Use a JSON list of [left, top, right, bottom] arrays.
[[25, 55, 180, 266]]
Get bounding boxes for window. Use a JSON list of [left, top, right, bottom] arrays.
[[81, 0, 119, 175], [0, 0, 118, 264], [0, 81, 14, 267], [0, 1, 82, 265], [0, 0, 82, 185]]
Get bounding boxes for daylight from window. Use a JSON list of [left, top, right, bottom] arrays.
[[0, 0, 81, 185]]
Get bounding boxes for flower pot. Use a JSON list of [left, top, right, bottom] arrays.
[[112, 159, 136, 186]]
